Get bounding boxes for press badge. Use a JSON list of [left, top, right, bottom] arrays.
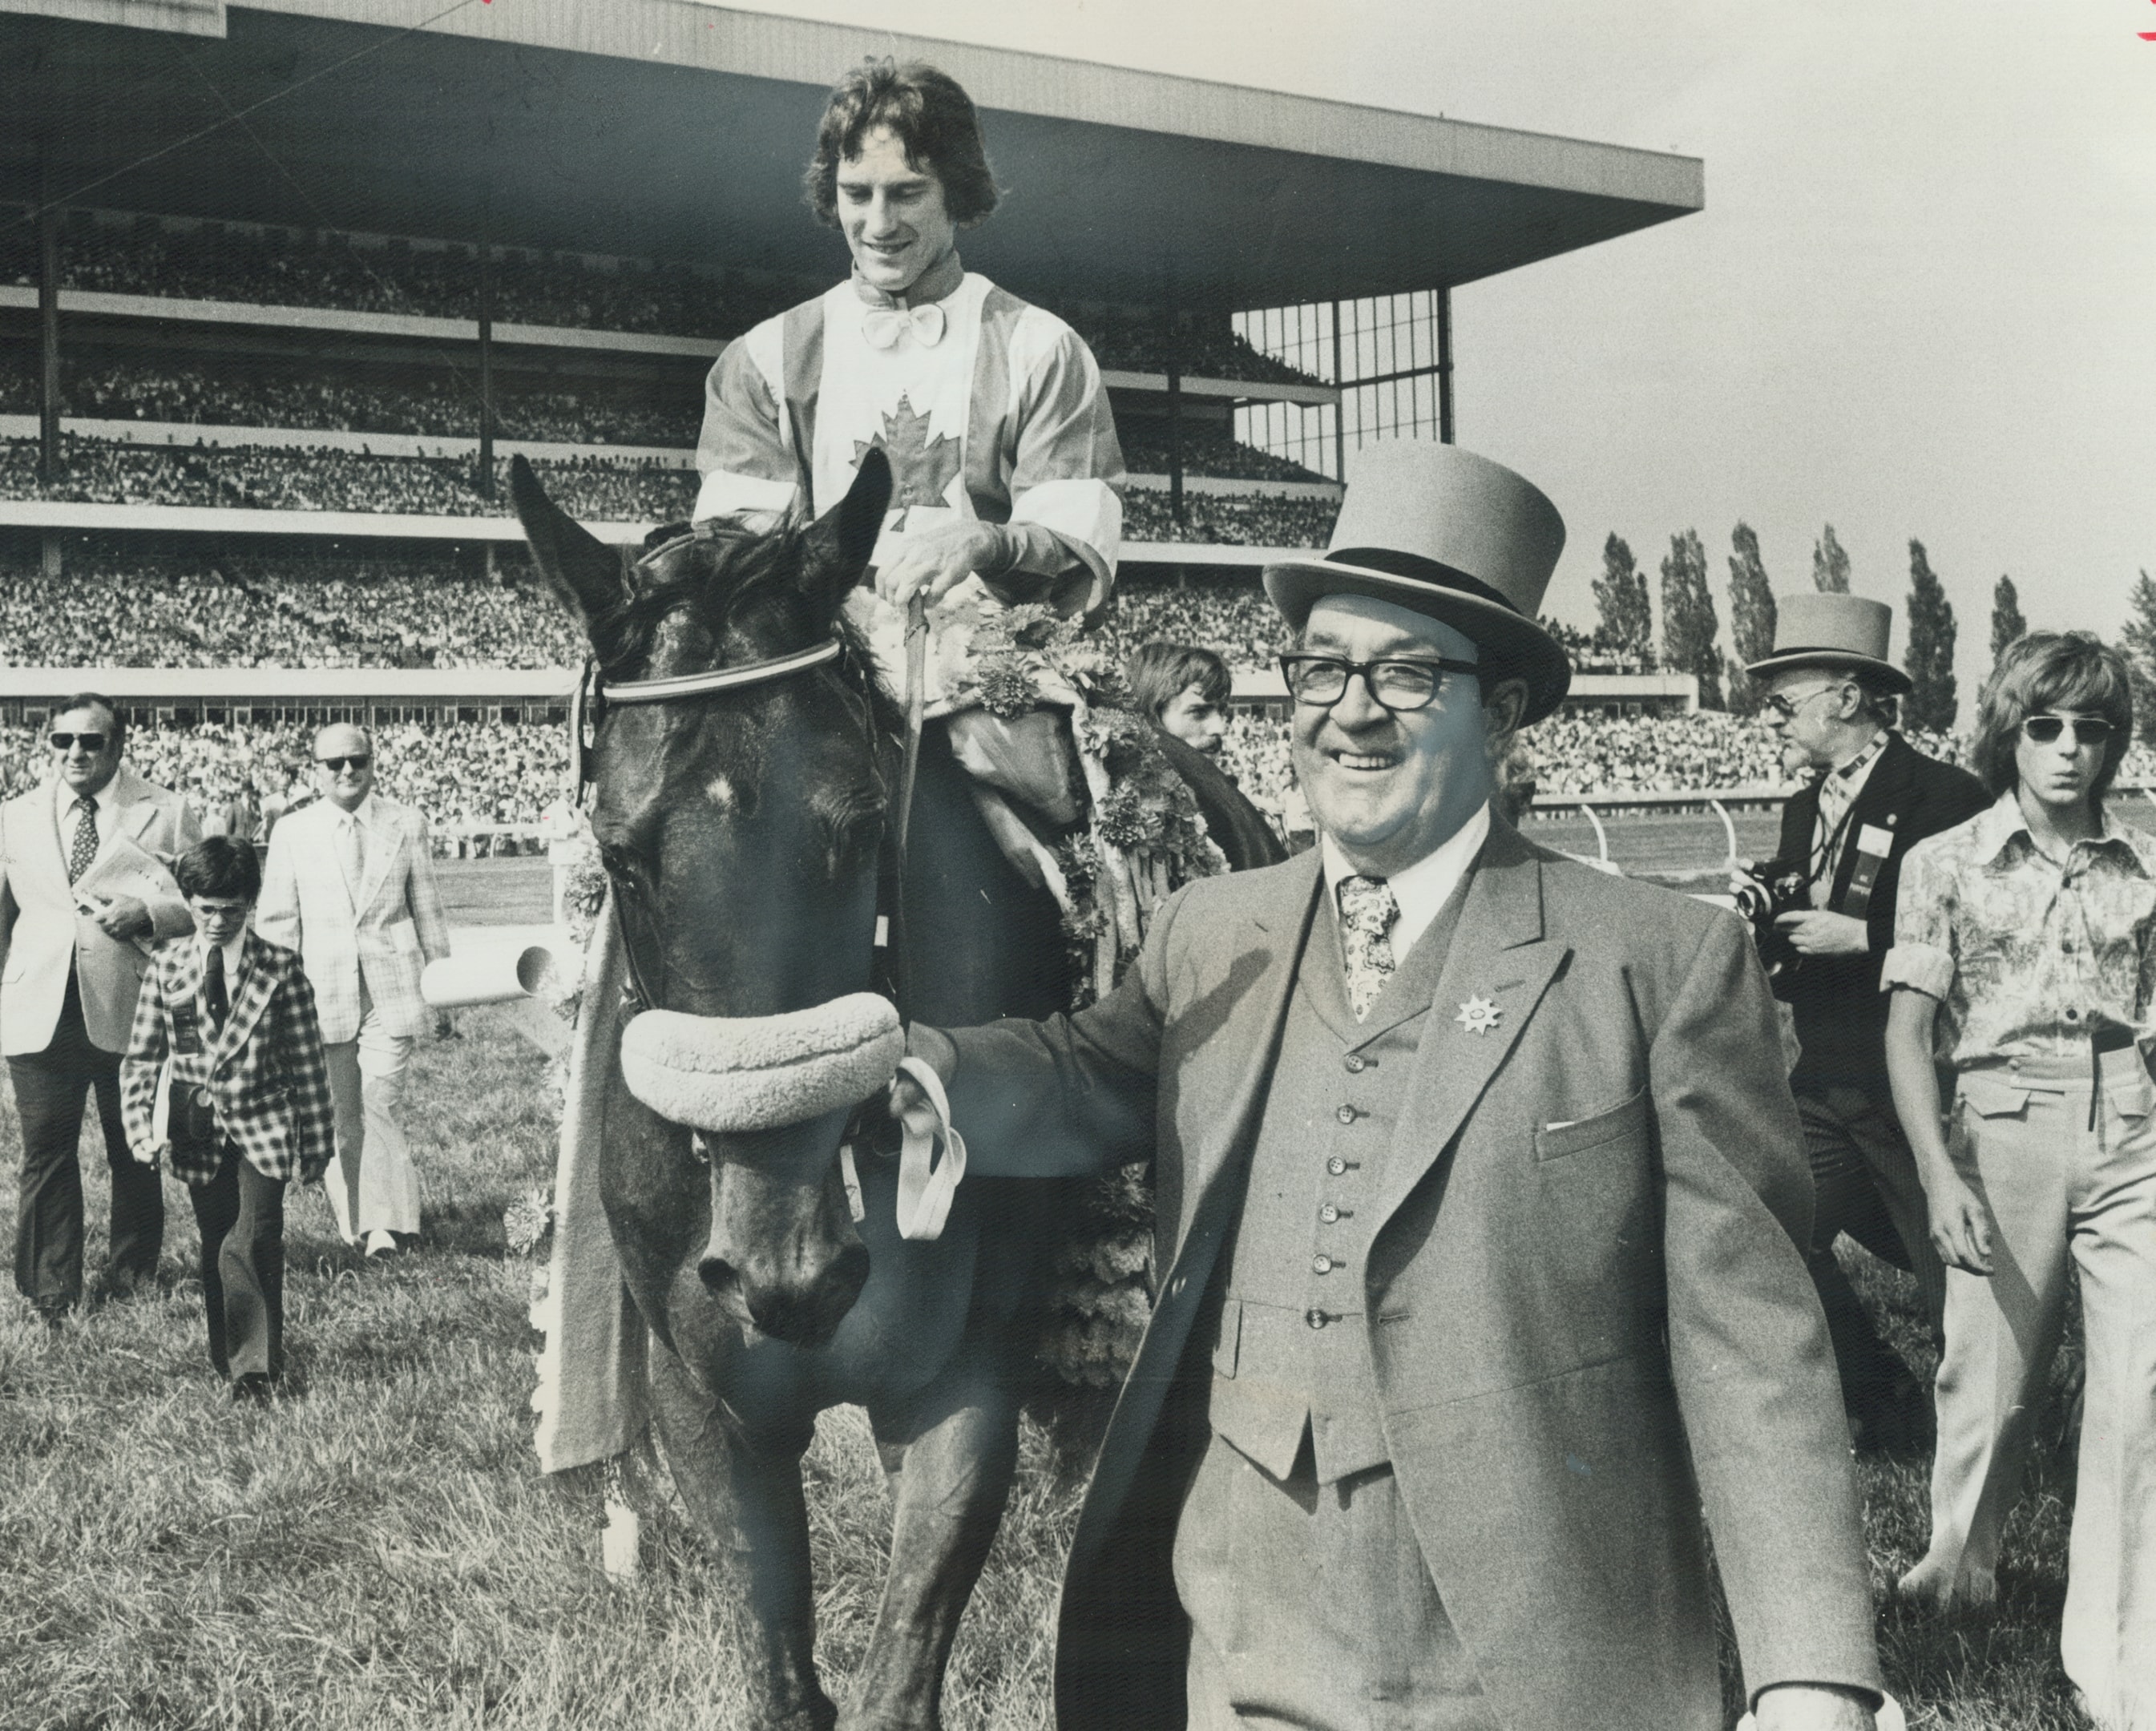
[[1856, 824, 1896, 857], [170, 1004, 204, 1055], [1843, 823, 1899, 918]]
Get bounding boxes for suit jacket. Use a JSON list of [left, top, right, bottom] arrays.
[[119, 930, 336, 1185], [1762, 731, 1988, 1095], [913, 821, 1879, 1731], [0, 766, 200, 1057], [256, 794, 451, 1043]]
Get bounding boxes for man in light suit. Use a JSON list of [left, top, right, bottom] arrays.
[[257, 724, 450, 1259], [0, 696, 198, 1321], [897, 444, 1883, 1729]]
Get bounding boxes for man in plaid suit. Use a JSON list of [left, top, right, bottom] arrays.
[[257, 724, 450, 1259], [122, 838, 334, 1397]]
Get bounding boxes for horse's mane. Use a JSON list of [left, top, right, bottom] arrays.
[[601, 520, 906, 748]]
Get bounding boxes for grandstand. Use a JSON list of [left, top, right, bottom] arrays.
[[0, 0, 1703, 833]]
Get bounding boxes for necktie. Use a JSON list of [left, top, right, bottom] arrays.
[[66, 797, 98, 885], [862, 302, 947, 350], [1338, 875, 1400, 1023], [204, 945, 228, 1031], [338, 813, 367, 898]]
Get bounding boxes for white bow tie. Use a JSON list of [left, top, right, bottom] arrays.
[[862, 302, 947, 350]]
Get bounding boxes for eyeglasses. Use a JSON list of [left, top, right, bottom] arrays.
[[317, 755, 372, 772], [1278, 654, 1480, 713], [48, 732, 108, 753], [2021, 714, 2114, 748], [1761, 684, 1843, 723]]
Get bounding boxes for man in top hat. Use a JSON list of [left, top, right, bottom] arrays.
[[895, 442, 1883, 1729], [1739, 595, 1988, 1452]]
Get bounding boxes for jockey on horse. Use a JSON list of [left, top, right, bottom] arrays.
[[693, 57, 1126, 933]]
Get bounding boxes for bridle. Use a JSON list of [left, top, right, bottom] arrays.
[[574, 626, 919, 1020]]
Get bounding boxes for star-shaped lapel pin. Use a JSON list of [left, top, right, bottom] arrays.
[[1455, 995, 1502, 1036]]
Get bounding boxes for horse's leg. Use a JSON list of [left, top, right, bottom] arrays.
[[842, 1329, 1023, 1731], [648, 1341, 836, 1731]]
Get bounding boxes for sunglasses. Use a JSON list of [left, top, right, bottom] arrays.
[[1278, 654, 1480, 714], [2020, 715, 2114, 748], [49, 732, 108, 753], [317, 755, 372, 772], [1761, 684, 1843, 722]]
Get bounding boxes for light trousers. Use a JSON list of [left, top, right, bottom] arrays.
[[1919, 1055, 2156, 1729], [1172, 1426, 1494, 1731], [323, 998, 420, 1242]]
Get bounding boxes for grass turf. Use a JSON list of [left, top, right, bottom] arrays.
[[0, 1007, 2093, 1729]]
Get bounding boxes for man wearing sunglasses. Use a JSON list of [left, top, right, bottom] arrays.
[[0, 694, 199, 1324], [256, 724, 450, 1260], [1739, 594, 1988, 1455], [894, 443, 1882, 1729]]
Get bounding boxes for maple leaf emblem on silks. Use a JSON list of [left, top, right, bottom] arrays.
[[854, 395, 963, 531]]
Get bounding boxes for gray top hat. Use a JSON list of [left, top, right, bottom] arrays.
[[1745, 592, 1912, 696], [1262, 442, 1572, 724]]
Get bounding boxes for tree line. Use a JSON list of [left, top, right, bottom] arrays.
[[1589, 526, 2065, 735]]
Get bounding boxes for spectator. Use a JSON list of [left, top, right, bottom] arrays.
[[1883, 633, 2156, 1729], [257, 725, 451, 1259], [119, 836, 334, 1401], [0, 695, 200, 1323], [1126, 640, 1231, 757]]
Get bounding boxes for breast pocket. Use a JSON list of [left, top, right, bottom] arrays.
[[1534, 1087, 1649, 1163]]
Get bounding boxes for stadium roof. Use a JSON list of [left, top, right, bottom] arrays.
[[0, 0, 1704, 312]]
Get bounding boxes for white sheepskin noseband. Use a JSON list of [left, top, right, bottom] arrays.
[[619, 993, 905, 1134]]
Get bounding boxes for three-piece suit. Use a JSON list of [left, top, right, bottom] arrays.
[[256, 793, 450, 1242], [0, 766, 197, 1309], [120, 930, 335, 1378], [910, 821, 1880, 1729]]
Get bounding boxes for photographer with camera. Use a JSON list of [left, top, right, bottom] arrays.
[[1734, 594, 1988, 1452]]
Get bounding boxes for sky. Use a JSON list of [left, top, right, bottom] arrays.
[[714, 0, 2156, 708]]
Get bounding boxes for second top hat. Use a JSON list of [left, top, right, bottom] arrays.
[[1746, 592, 1912, 696]]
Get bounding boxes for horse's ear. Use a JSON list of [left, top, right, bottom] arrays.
[[511, 454, 626, 643], [802, 448, 892, 617]]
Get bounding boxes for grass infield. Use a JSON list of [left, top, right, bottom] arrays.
[[0, 1003, 2093, 1729]]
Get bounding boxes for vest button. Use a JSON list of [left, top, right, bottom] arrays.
[[1326, 1156, 1347, 1176], [1343, 1053, 1367, 1073], [1312, 1253, 1333, 1274], [1305, 1308, 1329, 1330], [1335, 1104, 1357, 1125], [1318, 1204, 1339, 1224]]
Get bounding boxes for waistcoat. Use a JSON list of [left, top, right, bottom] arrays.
[[1206, 873, 1471, 1483]]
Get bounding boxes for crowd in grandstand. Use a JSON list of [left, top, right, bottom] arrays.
[[0, 716, 567, 841], [1116, 422, 1329, 483], [0, 551, 577, 670], [1099, 579, 1287, 671], [1, 436, 696, 522], [1123, 489, 1338, 547], [2, 207, 1324, 385], [0, 357, 702, 449]]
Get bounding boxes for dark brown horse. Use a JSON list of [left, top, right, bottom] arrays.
[[515, 449, 1108, 1731]]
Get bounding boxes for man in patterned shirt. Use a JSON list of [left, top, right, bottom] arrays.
[[1739, 594, 1988, 1454], [1882, 631, 2156, 1727]]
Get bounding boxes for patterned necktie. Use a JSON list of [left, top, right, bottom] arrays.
[[338, 813, 367, 898], [66, 797, 98, 885], [862, 301, 947, 349], [204, 945, 228, 1030], [1338, 874, 1400, 1023]]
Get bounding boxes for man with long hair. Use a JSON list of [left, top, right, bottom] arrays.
[[1884, 632, 2156, 1726]]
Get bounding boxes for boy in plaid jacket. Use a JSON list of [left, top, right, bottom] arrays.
[[122, 837, 335, 1398]]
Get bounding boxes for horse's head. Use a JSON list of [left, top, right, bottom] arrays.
[[514, 451, 898, 1348]]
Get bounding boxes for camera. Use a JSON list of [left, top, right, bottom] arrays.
[[1733, 870, 1810, 975]]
